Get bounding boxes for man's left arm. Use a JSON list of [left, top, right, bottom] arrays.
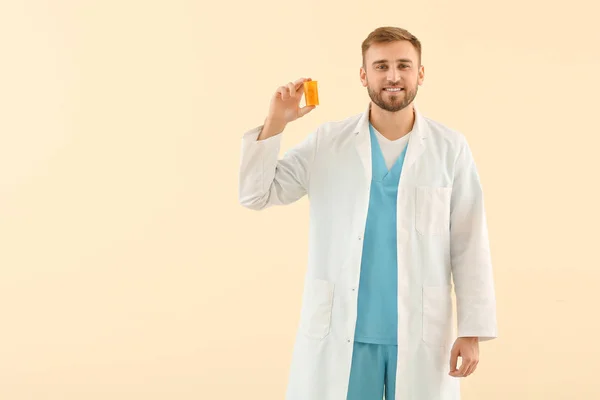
[[448, 136, 498, 377]]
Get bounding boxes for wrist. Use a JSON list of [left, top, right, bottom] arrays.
[[258, 118, 285, 140]]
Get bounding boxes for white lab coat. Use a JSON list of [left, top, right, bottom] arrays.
[[238, 103, 498, 400]]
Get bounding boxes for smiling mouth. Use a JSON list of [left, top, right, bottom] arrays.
[[383, 88, 404, 92]]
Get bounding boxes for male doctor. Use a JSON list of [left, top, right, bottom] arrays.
[[238, 26, 497, 400]]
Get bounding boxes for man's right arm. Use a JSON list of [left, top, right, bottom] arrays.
[[238, 77, 318, 210], [238, 122, 318, 211]]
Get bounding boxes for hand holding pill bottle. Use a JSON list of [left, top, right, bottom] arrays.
[[258, 77, 318, 140]]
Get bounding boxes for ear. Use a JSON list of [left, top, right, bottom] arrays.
[[360, 66, 368, 87], [417, 64, 425, 86]]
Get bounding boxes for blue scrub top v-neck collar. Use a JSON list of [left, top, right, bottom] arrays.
[[369, 123, 409, 183]]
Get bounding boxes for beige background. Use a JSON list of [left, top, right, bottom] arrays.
[[1, 1, 599, 399]]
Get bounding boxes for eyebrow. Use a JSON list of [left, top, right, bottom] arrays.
[[372, 59, 413, 65]]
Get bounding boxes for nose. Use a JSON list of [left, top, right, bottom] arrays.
[[386, 68, 400, 84]]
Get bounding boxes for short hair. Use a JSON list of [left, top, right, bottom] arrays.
[[361, 26, 422, 67]]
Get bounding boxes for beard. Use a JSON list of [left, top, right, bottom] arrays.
[[367, 82, 418, 112]]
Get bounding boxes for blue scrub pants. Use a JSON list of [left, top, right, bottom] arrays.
[[346, 341, 398, 400]]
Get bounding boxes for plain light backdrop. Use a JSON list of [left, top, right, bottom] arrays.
[[1, 1, 599, 399]]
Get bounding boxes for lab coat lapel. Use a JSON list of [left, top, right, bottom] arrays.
[[401, 104, 428, 174], [354, 105, 372, 185]]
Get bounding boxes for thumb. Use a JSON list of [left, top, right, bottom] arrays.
[[298, 105, 316, 117]]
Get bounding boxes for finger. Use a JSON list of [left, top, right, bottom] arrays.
[[287, 82, 296, 97], [449, 356, 466, 377], [293, 77, 311, 88], [465, 360, 478, 376], [449, 360, 463, 377], [294, 77, 312, 95], [298, 105, 316, 117], [457, 358, 471, 377], [278, 86, 290, 101], [449, 348, 459, 373]]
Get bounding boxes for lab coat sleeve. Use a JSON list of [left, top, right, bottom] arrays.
[[238, 124, 317, 210], [450, 137, 498, 341]]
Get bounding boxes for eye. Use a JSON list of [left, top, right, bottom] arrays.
[[400, 64, 409, 69]]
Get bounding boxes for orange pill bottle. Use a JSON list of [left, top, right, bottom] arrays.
[[303, 80, 319, 106]]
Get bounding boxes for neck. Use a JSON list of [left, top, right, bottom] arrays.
[[369, 102, 415, 141]]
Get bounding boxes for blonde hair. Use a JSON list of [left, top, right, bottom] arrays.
[[361, 26, 422, 67]]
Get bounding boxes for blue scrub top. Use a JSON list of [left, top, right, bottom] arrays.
[[353, 123, 409, 345]]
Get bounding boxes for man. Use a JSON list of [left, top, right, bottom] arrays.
[[238, 26, 497, 400]]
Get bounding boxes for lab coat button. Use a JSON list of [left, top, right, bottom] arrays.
[[358, 235, 362, 240]]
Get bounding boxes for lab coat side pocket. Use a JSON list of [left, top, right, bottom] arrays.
[[299, 278, 334, 340], [415, 186, 452, 235], [422, 284, 453, 347]]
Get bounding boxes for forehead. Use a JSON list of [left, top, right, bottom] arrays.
[[364, 41, 418, 64]]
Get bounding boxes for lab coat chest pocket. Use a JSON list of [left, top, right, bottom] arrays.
[[422, 284, 453, 346], [415, 186, 452, 235], [299, 278, 334, 340]]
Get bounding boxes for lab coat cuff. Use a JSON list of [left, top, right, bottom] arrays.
[[240, 124, 283, 192], [457, 327, 498, 342]]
